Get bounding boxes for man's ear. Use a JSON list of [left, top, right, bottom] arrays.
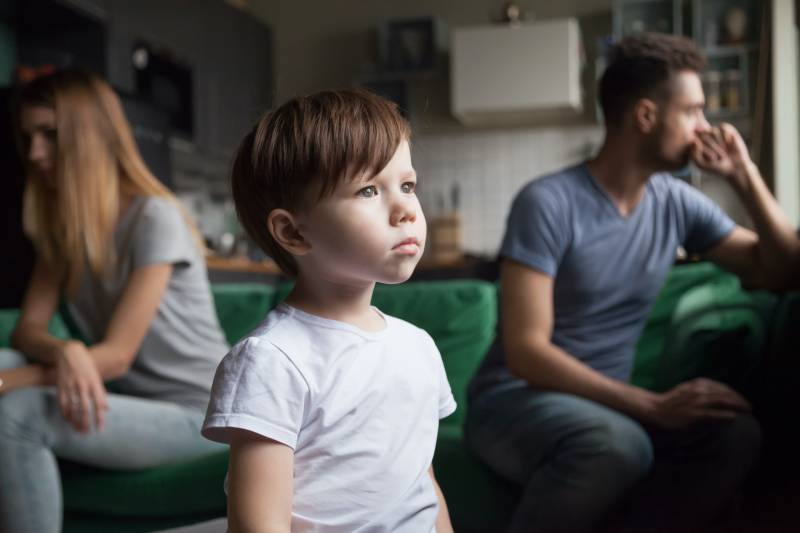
[[633, 98, 659, 134], [267, 208, 311, 256]]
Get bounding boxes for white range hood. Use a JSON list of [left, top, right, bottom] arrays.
[[451, 18, 583, 126]]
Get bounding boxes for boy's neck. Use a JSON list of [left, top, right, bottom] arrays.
[[284, 273, 385, 332]]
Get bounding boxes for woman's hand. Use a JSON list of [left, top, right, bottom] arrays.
[[55, 341, 109, 433]]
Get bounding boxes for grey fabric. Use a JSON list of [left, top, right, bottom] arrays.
[[470, 163, 735, 396], [68, 196, 229, 410]]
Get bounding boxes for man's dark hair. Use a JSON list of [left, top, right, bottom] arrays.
[[599, 33, 706, 127]]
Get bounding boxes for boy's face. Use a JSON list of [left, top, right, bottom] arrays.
[[296, 140, 426, 286]]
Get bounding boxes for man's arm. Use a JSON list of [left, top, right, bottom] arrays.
[[695, 125, 800, 289], [429, 466, 453, 533], [227, 429, 294, 533], [502, 259, 751, 428]]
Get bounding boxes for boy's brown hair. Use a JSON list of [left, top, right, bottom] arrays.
[[599, 32, 707, 128], [231, 88, 411, 277]]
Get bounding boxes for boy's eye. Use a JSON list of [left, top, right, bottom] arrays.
[[401, 182, 416, 194], [357, 185, 378, 198]]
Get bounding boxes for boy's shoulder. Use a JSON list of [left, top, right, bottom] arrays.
[[381, 312, 434, 343]]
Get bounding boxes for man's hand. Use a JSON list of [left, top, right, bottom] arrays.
[[55, 341, 108, 433], [648, 377, 751, 429], [691, 123, 757, 191]]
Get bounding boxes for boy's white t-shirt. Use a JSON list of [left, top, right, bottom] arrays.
[[202, 303, 456, 532]]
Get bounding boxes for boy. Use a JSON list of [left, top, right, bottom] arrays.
[[202, 89, 455, 532]]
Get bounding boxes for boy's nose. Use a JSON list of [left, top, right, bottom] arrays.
[[390, 196, 417, 226]]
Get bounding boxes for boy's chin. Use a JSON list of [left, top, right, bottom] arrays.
[[377, 264, 418, 285]]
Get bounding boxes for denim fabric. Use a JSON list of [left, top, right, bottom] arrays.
[[465, 383, 760, 533], [0, 349, 224, 533]]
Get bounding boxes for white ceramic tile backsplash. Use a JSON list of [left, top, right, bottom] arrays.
[[413, 126, 604, 256]]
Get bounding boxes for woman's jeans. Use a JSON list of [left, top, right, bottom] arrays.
[[465, 383, 761, 533], [0, 349, 224, 533]]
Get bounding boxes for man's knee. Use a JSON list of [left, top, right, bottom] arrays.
[[562, 415, 654, 487], [718, 413, 762, 472]]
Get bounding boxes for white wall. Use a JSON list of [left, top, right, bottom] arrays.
[[772, 0, 800, 226]]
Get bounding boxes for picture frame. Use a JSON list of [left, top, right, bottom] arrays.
[[378, 17, 443, 75]]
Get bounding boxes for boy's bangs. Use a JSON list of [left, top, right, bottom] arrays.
[[311, 91, 410, 197]]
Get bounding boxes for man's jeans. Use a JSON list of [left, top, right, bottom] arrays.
[[0, 349, 224, 533], [465, 383, 761, 533]]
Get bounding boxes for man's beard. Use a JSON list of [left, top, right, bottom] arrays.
[[643, 132, 692, 172]]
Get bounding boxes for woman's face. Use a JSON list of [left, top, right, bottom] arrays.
[[20, 105, 57, 182]]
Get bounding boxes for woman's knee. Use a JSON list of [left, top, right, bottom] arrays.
[[0, 348, 27, 370], [0, 387, 57, 443]]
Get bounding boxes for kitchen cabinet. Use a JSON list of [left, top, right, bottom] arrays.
[[450, 18, 583, 127]]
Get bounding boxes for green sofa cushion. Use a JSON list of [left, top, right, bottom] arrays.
[[51, 279, 496, 529], [434, 425, 518, 533], [211, 283, 277, 346], [61, 451, 228, 518], [633, 262, 765, 392]]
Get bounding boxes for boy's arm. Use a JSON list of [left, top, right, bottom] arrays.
[[429, 466, 453, 533], [227, 429, 294, 533]]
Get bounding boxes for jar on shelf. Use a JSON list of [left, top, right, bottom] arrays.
[[723, 69, 742, 112]]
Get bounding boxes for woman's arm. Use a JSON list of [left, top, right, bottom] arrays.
[[59, 262, 172, 433], [429, 466, 453, 533], [0, 365, 53, 395], [11, 258, 70, 363], [227, 429, 294, 533], [87, 263, 172, 379]]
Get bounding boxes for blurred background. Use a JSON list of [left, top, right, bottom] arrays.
[[2, 0, 798, 300]]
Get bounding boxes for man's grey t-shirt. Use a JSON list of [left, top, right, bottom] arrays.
[[469, 163, 735, 397], [68, 196, 230, 411]]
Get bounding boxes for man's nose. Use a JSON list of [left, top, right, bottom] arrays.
[[695, 112, 711, 134]]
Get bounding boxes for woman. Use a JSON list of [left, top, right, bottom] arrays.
[[0, 70, 229, 533]]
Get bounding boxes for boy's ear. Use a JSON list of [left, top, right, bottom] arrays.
[[633, 98, 658, 134], [267, 208, 311, 255]]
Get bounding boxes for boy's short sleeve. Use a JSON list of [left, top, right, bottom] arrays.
[[422, 332, 456, 419], [130, 197, 197, 270], [202, 337, 309, 449], [500, 183, 569, 277]]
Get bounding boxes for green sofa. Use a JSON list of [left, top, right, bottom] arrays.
[[0, 262, 789, 532]]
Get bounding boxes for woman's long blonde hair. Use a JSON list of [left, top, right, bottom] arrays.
[[17, 70, 203, 294]]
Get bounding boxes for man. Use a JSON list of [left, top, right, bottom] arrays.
[[465, 33, 799, 533]]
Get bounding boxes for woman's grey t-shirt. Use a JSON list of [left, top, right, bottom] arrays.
[[68, 196, 229, 411]]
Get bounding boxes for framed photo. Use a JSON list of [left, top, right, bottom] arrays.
[[379, 17, 442, 74]]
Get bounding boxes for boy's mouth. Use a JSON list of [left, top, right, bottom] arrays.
[[392, 237, 421, 254]]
